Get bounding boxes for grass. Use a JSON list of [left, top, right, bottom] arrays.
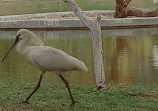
[[0, 0, 155, 16], [0, 0, 115, 16], [0, 81, 158, 111]]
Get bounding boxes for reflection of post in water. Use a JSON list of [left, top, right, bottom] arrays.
[[110, 37, 129, 83]]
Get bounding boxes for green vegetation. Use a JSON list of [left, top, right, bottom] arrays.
[[0, 81, 158, 111], [0, 0, 155, 16], [0, 0, 115, 16]]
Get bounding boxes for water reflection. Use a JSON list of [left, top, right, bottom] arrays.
[[1, 28, 158, 85]]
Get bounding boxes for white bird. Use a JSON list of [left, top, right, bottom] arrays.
[[1, 29, 88, 106]]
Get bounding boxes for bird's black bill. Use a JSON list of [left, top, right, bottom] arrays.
[[1, 36, 19, 62]]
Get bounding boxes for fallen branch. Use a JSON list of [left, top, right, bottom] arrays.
[[127, 7, 158, 17], [115, 0, 158, 18]]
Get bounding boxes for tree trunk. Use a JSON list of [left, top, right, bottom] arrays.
[[63, 0, 106, 91], [115, 0, 158, 18]]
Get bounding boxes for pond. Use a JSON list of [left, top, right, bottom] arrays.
[[1, 27, 158, 86]]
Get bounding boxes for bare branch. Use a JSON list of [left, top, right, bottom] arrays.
[[63, 0, 106, 91], [126, 0, 132, 5]]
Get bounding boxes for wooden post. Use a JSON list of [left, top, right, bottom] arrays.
[[63, 0, 106, 91]]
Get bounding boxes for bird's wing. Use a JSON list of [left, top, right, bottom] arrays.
[[30, 46, 80, 71]]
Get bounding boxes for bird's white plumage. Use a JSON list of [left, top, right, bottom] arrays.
[[2, 29, 87, 105], [24, 46, 88, 72], [15, 29, 88, 73]]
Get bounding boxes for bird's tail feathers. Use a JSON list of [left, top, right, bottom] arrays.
[[73, 58, 88, 72], [79, 62, 88, 72]]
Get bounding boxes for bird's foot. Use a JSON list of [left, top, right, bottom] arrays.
[[71, 100, 79, 107], [22, 100, 30, 104]]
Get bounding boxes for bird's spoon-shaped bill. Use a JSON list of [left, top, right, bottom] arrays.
[[1, 36, 19, 62]]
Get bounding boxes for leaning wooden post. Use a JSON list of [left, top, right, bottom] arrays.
[[63, 0, 106, 91]]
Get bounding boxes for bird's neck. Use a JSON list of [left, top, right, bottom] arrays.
[[16, 40, 28, 55]]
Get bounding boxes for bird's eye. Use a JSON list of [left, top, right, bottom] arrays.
[[18, 34, 22, 40]]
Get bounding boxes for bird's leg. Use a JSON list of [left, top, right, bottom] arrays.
[[59, 74, 77, 106], [23, 72, 45, 104]]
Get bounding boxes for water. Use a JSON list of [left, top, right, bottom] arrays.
[[1, 28, 158, 86]]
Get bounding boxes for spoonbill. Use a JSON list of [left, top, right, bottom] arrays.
[[1, 29, 88, 106]]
